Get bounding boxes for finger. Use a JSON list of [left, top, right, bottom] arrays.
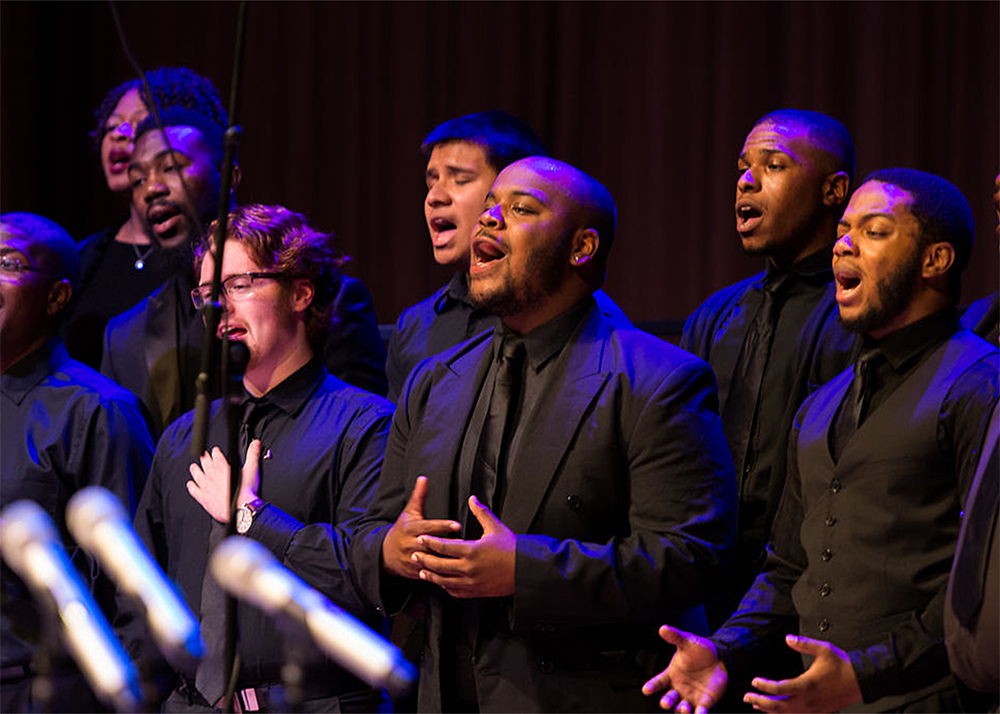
[[242, 439, 261, 492], [189, 461, 205, 482], [186, 479, 205, 505], [676, 699, 691, 714], [743, 692, 786, 713], [404, 475, 429, 517], [749, 677, 791, 695], [468, 495, 500, 532], [659, 689, 680, 710], [210, 446, 226, 464], [783, 633, 824, 657], [417, 535, 473, 557], [413, 551, 468, 576], [405, 518, 462, 536], [641, 670, 672, 696], [657, 624, 687, 647], [244, 439, 261, 467], [417, 567, 468, 597]]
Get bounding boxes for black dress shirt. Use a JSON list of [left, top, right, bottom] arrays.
[[681, 247, 857, 592], [1, 339, 154, 676], [961, 290, 999, 344], [120, 357, 393, 701], [711, 314, 999, 711], [385, 271, 632, 404]]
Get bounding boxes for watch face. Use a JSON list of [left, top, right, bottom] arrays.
[[236, 507, 252, 534]]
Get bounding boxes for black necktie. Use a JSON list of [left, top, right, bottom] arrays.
[[850, 349, 882, 428], [468, 336, 525, 536], [195, 400, 270, 705], [722, 275, 788, 477]]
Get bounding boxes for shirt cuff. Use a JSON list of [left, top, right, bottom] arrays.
[[245, 504, 302, 560]]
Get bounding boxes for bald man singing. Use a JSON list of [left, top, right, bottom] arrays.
[[350, 157, 737, 712]]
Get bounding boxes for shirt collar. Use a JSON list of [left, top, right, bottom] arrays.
[[763, 244, 833, 286], [497, 295, 596, 371], [1, 337, 71, 406], [434, 271, 474, 313], [863, 307, 960, 371], [240, 355, 326, 416]]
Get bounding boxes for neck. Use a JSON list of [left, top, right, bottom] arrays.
[[0, 333, 53, 374], [768, 217, 835, 269], [116, 203, 152, 245], [868, 288, 952, 341], [501, 283, 590, 335], [242, 332, 314, 397]]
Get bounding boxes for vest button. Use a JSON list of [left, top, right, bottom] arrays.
[[819, 583, 831, 597], [830, 479, 842, 493], [566, 495, 582, 511], [819, 618, 830, 632], [539, 660, 555, 674], [825, 515, 837, 527], [821, 547, 833, 562]]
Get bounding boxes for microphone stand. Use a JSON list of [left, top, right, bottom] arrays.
[[186, 4, 249, 713]]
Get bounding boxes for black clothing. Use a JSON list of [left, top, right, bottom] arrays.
[[961, 290, 999, 344], [64, 225, 180, 369], [1, 339, 154, 710], [352, 300, 736, 712], [681, 247, 857, 597], [385, 271, 631, 403], [101, 271, 388, 436], [712, 318, 999, 712], [120, 358, 393, 709]]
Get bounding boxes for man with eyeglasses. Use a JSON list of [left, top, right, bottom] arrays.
[[117, 203, 393, 712], [101, 107, 387, 436], [1, 212, 154, 713]]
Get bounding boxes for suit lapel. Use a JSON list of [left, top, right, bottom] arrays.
[[504, 310, 611, 534], [416, 337, 493, 522]]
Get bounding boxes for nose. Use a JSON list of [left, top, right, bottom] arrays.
[[142, 169, 168, 202], [479, 203, 503, 229], [111, 122, 135, 141], [833, 232, 856, 256], [737, 166, 757, 193], [426, 180, 450, 207]]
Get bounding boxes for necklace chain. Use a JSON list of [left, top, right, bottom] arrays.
[[131, 242, 155, 270]]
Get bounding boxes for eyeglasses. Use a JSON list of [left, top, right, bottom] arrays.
[[191, 272, 285, 310], [0, 256, 50, 279]]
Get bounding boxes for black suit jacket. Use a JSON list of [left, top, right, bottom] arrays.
[[101, 273, 388, 435], [351, 304, 737, 712]]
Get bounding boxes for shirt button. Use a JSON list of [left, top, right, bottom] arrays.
[[819, 583, 831, 597], [821, 548, 833, 562], [819, 618, 830, 633], [830, 479, 842, 493], [566, 495, 582, 512], [539, 660, 555, 674], [825, 515, 837, 527]]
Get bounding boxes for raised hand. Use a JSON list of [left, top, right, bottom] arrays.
[[187, 439, 261, 523], [381, 475, 461, 579], [642, 624, 728, 713]]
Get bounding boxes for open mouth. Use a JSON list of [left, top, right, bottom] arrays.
[[834, 268, 862, 302], [147, 203, 183, 237], [108, 148, 131, 174], [429, 217, 457, 247], [736, 203, 763, 233], [217, 324, 247, 341], [470, 235, 507, 273]]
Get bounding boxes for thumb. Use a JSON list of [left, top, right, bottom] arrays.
[[657, 624, 689, 648], [785, 634, 826, 657], [469, 495, 501, 533], [404, 475, 428, 517], [241, 439, 261, 493]]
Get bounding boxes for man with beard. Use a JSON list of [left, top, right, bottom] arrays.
[[680, 110, 858, 653], [102, 108, 386, 435], [1, 213, 154, 712], [351, 156, 737, 712], [643, 169, 999, 713], [385, 112, 628, 403]]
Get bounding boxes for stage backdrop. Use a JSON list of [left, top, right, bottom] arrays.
[[2, 1, 997, 327]]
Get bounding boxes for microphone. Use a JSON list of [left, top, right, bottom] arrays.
[[210, 536, 417, 697], [66, 486, 205, 671], [0, 500, 141, 712]]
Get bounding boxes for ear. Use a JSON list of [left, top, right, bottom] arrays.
[[46, 279, 73, 317], [922, 241, 955, 278], [570, 227, 600, 267], [288, 277, 315, 313], [822, 171, 850, 209]]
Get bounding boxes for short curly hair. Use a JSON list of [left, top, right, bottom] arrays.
[[195, 204, 348, 348], [91, 66, 227, 150]]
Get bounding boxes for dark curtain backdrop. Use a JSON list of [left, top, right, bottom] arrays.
[[2, 1, 997, 326]]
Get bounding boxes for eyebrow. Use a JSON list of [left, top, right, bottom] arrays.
[[839, 212, 896, 226]]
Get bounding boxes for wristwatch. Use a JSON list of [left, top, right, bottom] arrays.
[[235, 498, 267, 535]]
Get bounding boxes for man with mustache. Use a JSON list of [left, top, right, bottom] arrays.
[[352, 156, 736, 712], [386, 112, 628, 404], [101, 108, 387, 435], [644, 169, 999, 713]]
